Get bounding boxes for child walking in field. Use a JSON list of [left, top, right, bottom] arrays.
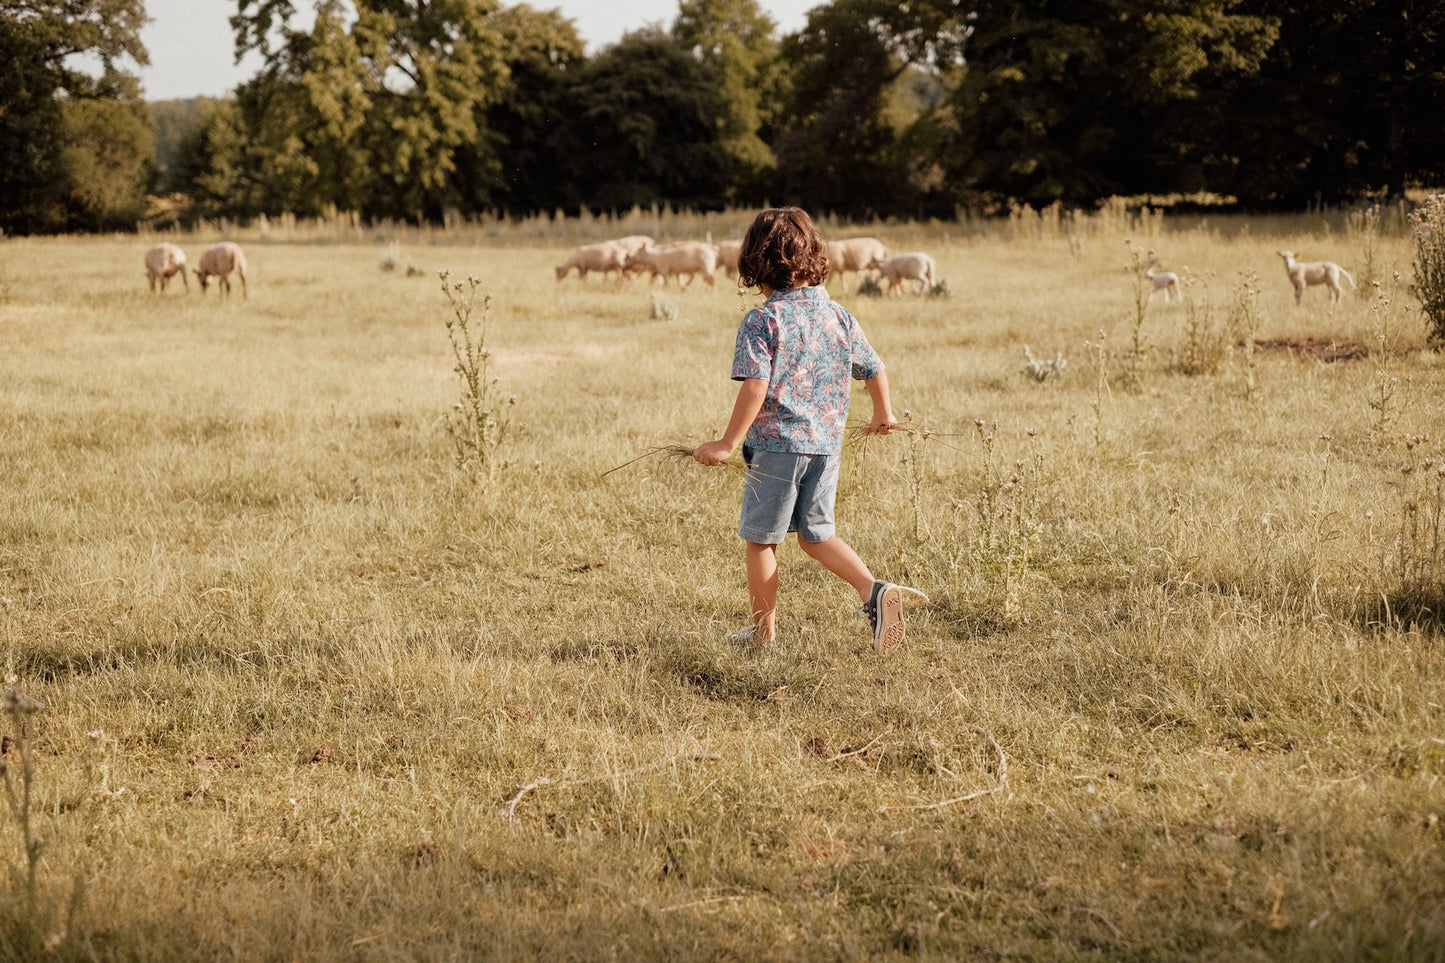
[[693, 207, 926, 654]]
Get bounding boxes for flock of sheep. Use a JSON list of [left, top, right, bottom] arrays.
[[556, 237, 1357, 307], [554, 234, 940, 296], [144, 234, 1353, 309], [144, 241, 249, 297]]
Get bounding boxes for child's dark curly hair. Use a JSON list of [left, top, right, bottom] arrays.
[[737, 207, 830, 291]]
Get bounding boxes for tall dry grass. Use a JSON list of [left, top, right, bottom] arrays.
[[0, 210, 1442, 959]]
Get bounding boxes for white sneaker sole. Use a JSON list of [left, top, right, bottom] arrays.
[[874, 585, 928, 657], [875, 585, 905, 656]]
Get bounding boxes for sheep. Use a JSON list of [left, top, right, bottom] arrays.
[[1145, 267, 1181, 302], [715, 239, 742, 279], [825, 237, 888, 291], [195, 242, 248, 298], [870, 252, 936, 296], [624, 241, 718, 290], [1278, 250, 1355, 305], [145, 242, 189, 293], [555, 239, 640, 282], [611, 235, 654, 257]]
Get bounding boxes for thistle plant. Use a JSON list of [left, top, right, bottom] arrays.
[[1, 690, 84, 957], [1410, 193, 1445, 344], [1384, 434, 1445, 627], [1174, 273, 1227, 376], [440, 270, 515, 482], [1366, 275, 1409, 439], [1084, 329, 1110, 449], [1123, 240, 1153, 392], [969, 422, 1046, 626], [1227, 271, 1263, 402], [1348, 204, 1382, 296]]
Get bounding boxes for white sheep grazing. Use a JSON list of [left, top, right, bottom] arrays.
[[825, 237, 888, 291], [624, 241, 718, 290], [611, 235, 654, 257], [195, 242, 248, 298], [145, 242, 189, 293], [1145, 267, 1180, 302], [1278, 250, 1355, 305], [871, 252, 936, 296], [714, 239, 742, 279], [555, 240, 632, 282]]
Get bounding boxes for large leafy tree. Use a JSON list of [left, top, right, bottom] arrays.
[[217, 0, 507, 220], [0, 0, 151, 233], [563, 29, 729, 213], [1219, 0, 1445, 204], [769, 0, 922, 219], [672, 0, 780, 204], [59, 94, 155, 230], [944, 0, 1277, 207], [481, 4, 585, 216]]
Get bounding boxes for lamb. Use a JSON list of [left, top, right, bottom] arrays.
[[870, 252, 936, 296], [555, 238, 644, 282], [1278, 250, 1355, 305], [624, 241, 718, 289], [195, 242, 248, 298], [145, 242, 189, 293], [1145, 267, 1180, 302], [825, 237, 887, 290]]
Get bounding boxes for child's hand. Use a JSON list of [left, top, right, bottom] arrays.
[[868, 414, 898, 435], [692, 440, 733, 466]]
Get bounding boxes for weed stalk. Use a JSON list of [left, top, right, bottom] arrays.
[[1228, 272, 1262, 402], [1124, 240, 1152, 392], [1409, 193, 1445, 344], [440, 270, 514, 482]]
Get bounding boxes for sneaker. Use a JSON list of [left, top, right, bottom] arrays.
[[859, 581, 930, 656], [727, 624, 774, 651]]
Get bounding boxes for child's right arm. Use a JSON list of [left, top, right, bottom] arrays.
[[693, 378, 768, 466]]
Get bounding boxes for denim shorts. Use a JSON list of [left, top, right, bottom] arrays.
[[738, 446, 840, 544]]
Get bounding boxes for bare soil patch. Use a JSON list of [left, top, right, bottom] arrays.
[[1241, 337, 1371, 362]]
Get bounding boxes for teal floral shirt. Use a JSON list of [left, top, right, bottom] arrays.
[[730, 286, 883, 455]]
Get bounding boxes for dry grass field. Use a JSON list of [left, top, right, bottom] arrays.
[[1, 206, 1442, 960]]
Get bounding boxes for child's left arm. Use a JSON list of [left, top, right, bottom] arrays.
[[864, 370, 897, 433]]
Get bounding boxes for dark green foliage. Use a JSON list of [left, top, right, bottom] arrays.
[[673, 0, 782, 204], [563, 30, 730, 213], [945, 1, 1278, 208], [769, 0, 915, 219], [1220, 0, 1445, 205], [0, 0, 151, 234], [482, 5, 587, 216], [9, 0, 1445, 230]]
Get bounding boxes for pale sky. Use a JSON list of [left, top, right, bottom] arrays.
[[137, 0, 818, 101]]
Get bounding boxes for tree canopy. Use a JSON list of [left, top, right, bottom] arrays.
[[3, 0, 1443, 233], [0, 0, 152, 233]]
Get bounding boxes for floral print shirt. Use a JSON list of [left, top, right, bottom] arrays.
[[730, 286, 883, 454]]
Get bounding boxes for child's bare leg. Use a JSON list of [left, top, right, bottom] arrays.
[[798, 536, 874, 602], [745, 541, 780, 640]]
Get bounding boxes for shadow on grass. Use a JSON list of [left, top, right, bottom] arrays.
[[14, 643, 133, 683], [655, 643, 804, 703], [924, 592, 1024, 642], [1356, 585, 1445, 636]]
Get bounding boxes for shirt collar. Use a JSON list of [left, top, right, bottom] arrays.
[[767, 285, 829, 303]]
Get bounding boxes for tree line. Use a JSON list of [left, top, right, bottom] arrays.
[[3, 0, 1443, 235]]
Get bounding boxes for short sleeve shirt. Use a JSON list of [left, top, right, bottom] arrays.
[[730, 286, 883, 455]]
